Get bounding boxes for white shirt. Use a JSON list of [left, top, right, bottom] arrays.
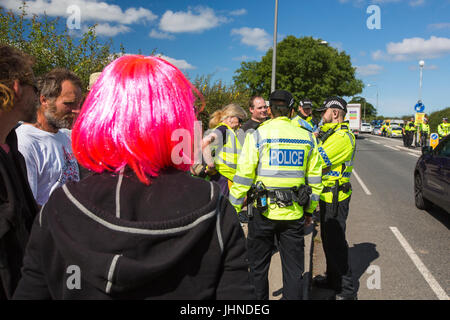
[[16, 124, 80, 206]]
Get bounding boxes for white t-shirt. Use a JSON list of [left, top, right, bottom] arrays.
[[16, 124, 80, 206]]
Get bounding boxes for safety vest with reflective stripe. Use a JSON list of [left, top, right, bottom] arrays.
[[437, 122, 450, 138], [317, 122, 356, 203], [291, 115, 314, 132], [420, 123, 430, 134], [212, 122, 241, 181], [229, 117, 323, 220], [405, 121, 416, 132]]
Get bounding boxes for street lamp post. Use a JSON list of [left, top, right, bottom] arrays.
[[419, 60, 425, 102], [271, 0, 278, 93]]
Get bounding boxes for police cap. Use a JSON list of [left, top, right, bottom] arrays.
[[269, 90, 295, 109], [316, 96, 347, 113], [299, 98, 313, 109]]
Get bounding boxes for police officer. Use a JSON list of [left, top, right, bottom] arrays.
[[201, 104, 247, 196], [438, 117, 450, 139], [420, 118, 430, 147], [291, 98, 316, 132], [312, 97, 357, 300], [229, 90, 323, 300], [405, 117, 416, 148], [402, 120, 408, 147]]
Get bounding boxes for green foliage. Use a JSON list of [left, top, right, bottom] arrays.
[[192, 74, 252, 129], [233, 36, 364, 108], [0, 3, 123, 92]]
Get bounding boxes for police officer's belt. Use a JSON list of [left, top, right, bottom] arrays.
[[266, 185, 311, 208], [322, 182, 352, 193]]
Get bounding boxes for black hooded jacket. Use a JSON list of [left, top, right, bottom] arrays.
[[13, 168, 254, 299], [0, 130, 38, 299]]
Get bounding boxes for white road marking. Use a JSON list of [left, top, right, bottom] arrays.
[[368, 140, 380, 144], [389, 227, 449, 300], [352, 170, 372, 195], [408, 152, 420, 157], [384, 145, 398, 151]]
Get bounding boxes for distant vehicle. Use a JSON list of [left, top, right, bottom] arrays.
[[372, 125, 382, 135], [390, 119, 404, 126], [361, 123, 372, 133], [414, 135, 450, 213], [388, 126, 403, 138], [345, 104, 361, 138]]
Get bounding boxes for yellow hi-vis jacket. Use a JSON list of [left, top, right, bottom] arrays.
[[421, 123, 430, 134], [437, 122, 450, 138], [291, 115, 314, 132], [211, 122, 242, 181], [317, 122, 356, 203], [229, 117, 323, 220]]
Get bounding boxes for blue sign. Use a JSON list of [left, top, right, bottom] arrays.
[[430, 133, 438, 140], [415, 102, 425, 112], [270, 149, 304, 167]]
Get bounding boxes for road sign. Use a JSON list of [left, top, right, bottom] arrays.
[[430, 133, 439, 149], [415, 102, 425, 112], [415, 113, 425, 124]]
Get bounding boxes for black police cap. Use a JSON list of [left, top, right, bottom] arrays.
[[299, 98, 313, 109], [269, 90, 295, 109], [316, 96, 347, 113]]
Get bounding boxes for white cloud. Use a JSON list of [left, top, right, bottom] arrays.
[[149, 29, 175, 40], [339, 0, 425, 6], [428, 22, 450, 30], [408, 64, 438, 71], [229, 9, 247, 16], [231, 27, 271, 52], [159, 7, 228, 33], [156, 55, 195, 70], [232, 55, 255, 61], [372, 36, 450, 61], [84, 23, 130, 37], [2, 0, 157, 24], [356, 64, 384, 76], [409, 0, 425, 6]]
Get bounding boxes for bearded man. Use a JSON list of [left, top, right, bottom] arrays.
[[16, 69, 82, 207]]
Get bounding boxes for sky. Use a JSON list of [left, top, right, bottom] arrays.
[[2, 0, 450, 117]]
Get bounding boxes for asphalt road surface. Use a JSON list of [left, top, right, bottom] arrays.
[[338, 133, 449, 300]]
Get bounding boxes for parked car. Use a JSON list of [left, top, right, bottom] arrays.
[[372, 125, 382, 135], [414, 135, 450, 213], [388, 126, 403, 138], [361, 123, 372, 133]]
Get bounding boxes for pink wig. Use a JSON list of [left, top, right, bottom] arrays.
[[72, 55, 198, 184]]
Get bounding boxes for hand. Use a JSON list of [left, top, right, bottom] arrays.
[[305, 216, 313, 228], [206, 165, 217, 175]]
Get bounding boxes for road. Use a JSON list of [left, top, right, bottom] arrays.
[[335, 133, 450, 300]]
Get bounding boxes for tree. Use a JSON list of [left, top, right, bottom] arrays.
[[192, 74, 252, 129], [233, 36, 364, 108], [0, 3, 123, 92], [348, 96, 377, 121]]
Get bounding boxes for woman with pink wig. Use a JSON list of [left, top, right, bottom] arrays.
[[13, 55, 254, 300]]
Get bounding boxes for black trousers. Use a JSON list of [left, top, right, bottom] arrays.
[[405, 131, 414, 147], [247, 211, 305, 300], [319, 197, 356, 297], [420, 132, 428, 147]]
